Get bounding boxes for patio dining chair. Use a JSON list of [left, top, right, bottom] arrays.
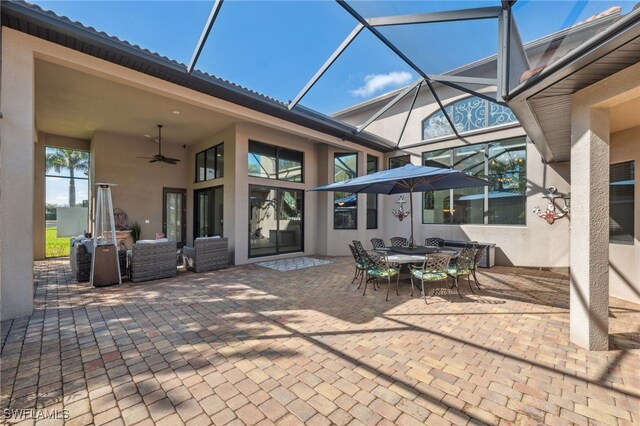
[[348, 244, 366, 286], [447, 242, 477, 296], [371, 238, 385, 249], [409, 252, 453, 303], [362, 250, 400, 301], [425, 237, 445, 248], [470, 244, 485, 290], [390, 237, 408, 247]]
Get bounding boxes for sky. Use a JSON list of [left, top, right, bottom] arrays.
[[30, 0, 636, 115]]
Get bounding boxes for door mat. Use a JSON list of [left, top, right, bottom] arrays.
[[256, 257, 333, 272]]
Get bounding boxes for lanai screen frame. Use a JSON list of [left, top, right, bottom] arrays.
[[186, 0, 530, 150]]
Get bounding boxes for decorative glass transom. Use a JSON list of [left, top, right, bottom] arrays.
[[422, 93, 518, 141]]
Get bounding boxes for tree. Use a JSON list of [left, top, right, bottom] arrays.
[[45, 148, 89, 207]]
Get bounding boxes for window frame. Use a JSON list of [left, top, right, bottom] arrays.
[[421, 93, 519, 143], [366, 155, 379, 230], [389, 155, 411, 169], [195, 142, 224, 183], [421, 137, 527, 226], [248, 140, 304, 183], [609, 160, 635, 244], [334, 152, 358, 230], [248, 184, 305, 258]]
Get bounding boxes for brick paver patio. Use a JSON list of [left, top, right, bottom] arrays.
[[1, 257, 639, 425]]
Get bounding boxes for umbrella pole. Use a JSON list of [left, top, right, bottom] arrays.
[[409, 187, 415, 248]]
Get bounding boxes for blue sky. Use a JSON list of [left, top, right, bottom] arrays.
[[31, 0, 635, 114]]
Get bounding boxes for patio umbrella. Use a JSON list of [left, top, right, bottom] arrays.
[[311, 163, 489, 247]]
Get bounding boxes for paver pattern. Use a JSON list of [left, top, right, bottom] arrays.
[[1, 257, 639, 425]]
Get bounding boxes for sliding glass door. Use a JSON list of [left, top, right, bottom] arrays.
[[249, 186, 303, 257], [194, 186, 223, 238]]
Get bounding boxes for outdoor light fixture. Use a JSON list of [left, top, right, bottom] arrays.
[[533, 186, 570, 224], [392, 195, 410, 221]]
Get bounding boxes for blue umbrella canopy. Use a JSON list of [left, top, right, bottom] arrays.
[[311, 164, 488, 247], [311, 164, 488, 194]]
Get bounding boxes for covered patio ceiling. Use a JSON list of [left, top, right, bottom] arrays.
[[35, 59, 238, 145]]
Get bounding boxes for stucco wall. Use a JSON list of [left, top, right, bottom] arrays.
[[1, 28, 35, 320], [91, 131, 188, 241], [609, 126, 640, 304]]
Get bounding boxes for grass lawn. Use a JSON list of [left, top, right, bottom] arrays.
[[46, 227, 69, 258]]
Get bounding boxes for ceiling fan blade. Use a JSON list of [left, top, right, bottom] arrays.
[[163, 157, 180, 163], [149, 159, 159, 163], [136, 156, 155, 159], [163, 159, 179, 165]]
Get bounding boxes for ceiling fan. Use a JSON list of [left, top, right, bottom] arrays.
[[138, 124, 180, 165]]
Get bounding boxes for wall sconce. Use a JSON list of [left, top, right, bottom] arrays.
[[392, 195, 410, 221], [533, 186, 570, 224]]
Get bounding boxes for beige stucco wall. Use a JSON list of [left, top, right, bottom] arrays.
[[186, 125, 236, 260], [1, 28, 36, 320], [609, 126, 640, 304], [91, 131, 188, 241]]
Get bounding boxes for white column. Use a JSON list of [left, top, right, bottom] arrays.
[[569, 107, 610, 350], [1, 30, 35, 320]]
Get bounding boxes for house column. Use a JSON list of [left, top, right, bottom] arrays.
[[569, 107, 610, 350], [1, 30, 35, 320]]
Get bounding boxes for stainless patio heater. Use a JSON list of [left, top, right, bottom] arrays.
[[90, 183, 122, 287]]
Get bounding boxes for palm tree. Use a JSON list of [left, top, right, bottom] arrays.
[[45, 148, 89, 207]]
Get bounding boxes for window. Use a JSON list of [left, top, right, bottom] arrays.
[[248, 141, 303, 182], [249, 186, 304, 257], [334, 153, 357, 229], [389, 155, 411, 169], [45, 147, 90, 257], [610, 161, 635, 244], [194, 186, 223, 238], [367, 155, 378, 229], [422, 93, 518, 141], [195, 143, 224, 182], [422, 138, 527, 225]]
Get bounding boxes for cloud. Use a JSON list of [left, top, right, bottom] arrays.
[[349, 71, 412, 97]]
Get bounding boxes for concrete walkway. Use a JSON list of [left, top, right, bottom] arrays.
[[1, 258, 638, 425]]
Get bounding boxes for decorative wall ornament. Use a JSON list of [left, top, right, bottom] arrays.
[[533, 186, 570, 224], [392, 195, 411, 221]]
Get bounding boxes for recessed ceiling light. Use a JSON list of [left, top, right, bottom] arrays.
[[171, 110, 181, 115], [144, 134, 151, 138]]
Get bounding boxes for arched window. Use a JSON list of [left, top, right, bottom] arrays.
[[422, 93, 518, 141]]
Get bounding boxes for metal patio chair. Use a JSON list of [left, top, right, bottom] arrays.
[[362, 250, 400, 301], [446, 242, 476, 297], [390, 237, 408, 247], [371, 238, 385, 249], [409, 252, 453, 303], [424, 237, 445, 248], [470, 244, 485, 290], [348, 244, 366, 286]]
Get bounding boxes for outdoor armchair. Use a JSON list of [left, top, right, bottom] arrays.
[[409, 252, 453, 303], [128, 240, 177, 282], [183, 237, 229, 273]]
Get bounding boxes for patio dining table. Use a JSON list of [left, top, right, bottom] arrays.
[[376, 246, 460, 264]]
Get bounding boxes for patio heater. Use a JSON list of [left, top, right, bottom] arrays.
[[90, 183, 122, 287]]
